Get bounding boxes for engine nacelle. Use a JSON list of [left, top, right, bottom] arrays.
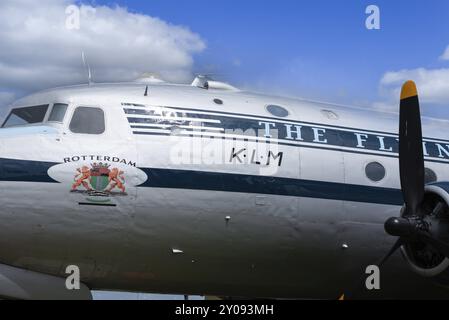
[[400, 183, 449, 282]]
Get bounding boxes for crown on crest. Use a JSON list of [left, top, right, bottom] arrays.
[[91, 162, 111, 170]]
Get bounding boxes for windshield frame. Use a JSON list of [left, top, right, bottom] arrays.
[[1, 103, 52, 129], [47, 103, 69, 124]]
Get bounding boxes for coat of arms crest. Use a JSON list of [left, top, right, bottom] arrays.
[[71, 163, 127, 197]]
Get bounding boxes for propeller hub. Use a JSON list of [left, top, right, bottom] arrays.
[[385, 217, 414, 238]]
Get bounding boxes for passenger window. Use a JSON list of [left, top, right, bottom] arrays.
[[2, 105, 49, 128], [365, 162, 386, 182], [266, 105, 289, 118], [425, 168, 437, 184], [48, 104, 68, 122], [69, 107, 105, 134]]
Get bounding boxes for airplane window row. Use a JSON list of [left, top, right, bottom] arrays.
[[365, 161, 438, 184], [2, 104, 49, 127], [2, 104, 105, 135]]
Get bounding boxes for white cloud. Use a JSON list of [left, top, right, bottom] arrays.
[[0, 0, 205, 95], [0, 92, 16, 118], [377, 67, 449, 111], [0, 92, 15, 107], [440, 46, 449, 60]]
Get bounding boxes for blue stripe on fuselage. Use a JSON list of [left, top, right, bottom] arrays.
[[0, 158, 59, 183], [138, 168, 404, 206], [0, 158, 404, 206]]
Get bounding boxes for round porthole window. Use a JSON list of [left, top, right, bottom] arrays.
[[266, 105, 289, 118], [213, 98, 223, 105], [425, 168, 437, 184], [365, 162, 386, 182]]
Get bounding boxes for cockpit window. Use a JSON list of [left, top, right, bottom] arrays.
[[69, 107, 105, 134], [2, 105, 49, 128], [48, 103, 68, 122]]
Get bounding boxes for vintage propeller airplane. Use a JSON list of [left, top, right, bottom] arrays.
[[0, 76, 448, 300]]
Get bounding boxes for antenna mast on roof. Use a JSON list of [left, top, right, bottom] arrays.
[[81, 51, 92, 86]]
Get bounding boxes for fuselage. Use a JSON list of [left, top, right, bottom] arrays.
[[1, 82, 449, 299]]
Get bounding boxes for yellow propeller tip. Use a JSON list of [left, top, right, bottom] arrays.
[[401, 80, 418, 100]]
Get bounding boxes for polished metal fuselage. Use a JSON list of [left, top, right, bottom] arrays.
[[1, 83, 448, 299]]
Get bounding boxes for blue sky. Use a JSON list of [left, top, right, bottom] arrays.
[[89, 0, 449, 117], [1, 0, 448, 117]]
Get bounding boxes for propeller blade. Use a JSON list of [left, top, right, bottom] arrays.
[[344, 239, 403, 299], [399, 80, 425, 216], [379, 238, 403, 267]]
